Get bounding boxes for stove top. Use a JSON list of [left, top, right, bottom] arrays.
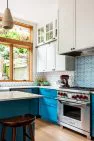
[[58, 87, 91, 101], [69, 87, 94, 91], [59, 86, 94, 93]]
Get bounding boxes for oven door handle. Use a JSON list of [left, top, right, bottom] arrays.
[[58, 99, 90, 108]]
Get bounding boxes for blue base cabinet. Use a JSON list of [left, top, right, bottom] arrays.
[[10, 87, 58, 123], [39, 104, 57, 122], [91, 94, 94, 137], [39, 88, 57, 123], [22, 88, 39, 116], [11, 88, 39, 116], [0, 100, 35, 141]]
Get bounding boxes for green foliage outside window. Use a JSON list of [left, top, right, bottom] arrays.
[[0, 31, 21, 40]]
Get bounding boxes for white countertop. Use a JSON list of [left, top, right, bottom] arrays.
[[0, 91, 43, 102], [0, 86, 58, 91], [10, 85, 58, 89]]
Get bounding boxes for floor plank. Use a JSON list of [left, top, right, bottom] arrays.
[[35, 119, 91, 141]]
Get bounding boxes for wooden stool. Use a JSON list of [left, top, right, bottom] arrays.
[[0, 114, 36, 141]]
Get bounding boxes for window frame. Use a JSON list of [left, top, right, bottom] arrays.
[[0, 18, 33, 82]]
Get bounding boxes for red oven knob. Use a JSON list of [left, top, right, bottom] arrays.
[[72, 95, 77, 99], [79, 95, 83, 99], [60, 93, 63, 96], [63, 93, 67, 97], [76, 95, 80, 99], [83, 95, 88, 100], [58, 92, 61, 96], [58, 92, 63, 96]]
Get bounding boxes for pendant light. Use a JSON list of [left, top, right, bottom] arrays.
[[2, 0, 13, 29]]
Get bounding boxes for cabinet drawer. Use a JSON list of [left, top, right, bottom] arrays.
[[40, 98, 57, 107], [39, 88, 57, 98], [39, 104, 57, 122]]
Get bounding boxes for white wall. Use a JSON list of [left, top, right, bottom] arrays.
[[0, 0, 58, 24]]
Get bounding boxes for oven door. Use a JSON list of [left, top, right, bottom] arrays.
[[58, 100, 90, 132]]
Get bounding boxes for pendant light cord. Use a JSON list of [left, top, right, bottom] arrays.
[[7, 0, 8, 8]]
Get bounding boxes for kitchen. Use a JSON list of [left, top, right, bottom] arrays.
[[0, 0, 94, 141]]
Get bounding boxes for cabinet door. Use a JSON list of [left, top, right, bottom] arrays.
[[91, 94, 94, 137], [39, 88, 57, 99], [58, 0, 75, 54], [55, 41, 66, 71], [39, 104, 57, 123], [40, 98, 57, 108], [56, 54, 66, 71], [76, 0, 94, 49], [37, 45, 47, 72], [46, 22, 54, 43], [37, 27, 45, 46], [55, 41, 75, 71], [46, 43, 56, 71]]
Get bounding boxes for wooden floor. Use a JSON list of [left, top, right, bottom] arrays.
[[35, 119, 91, 141]]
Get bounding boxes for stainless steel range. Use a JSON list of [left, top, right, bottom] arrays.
[[57, 87, 91, 138]]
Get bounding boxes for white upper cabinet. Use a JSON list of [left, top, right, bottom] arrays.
[[76, 0, 94, 49], [55, 41, 75, 71], [37, 45, 47, 72], [37, 20, 57, 46], [58, 0, 94, 53], [56, 52, 74, 71], [37, 41, 75, 72], [46, 43, 56, 71], [58, 0, 75, 54]]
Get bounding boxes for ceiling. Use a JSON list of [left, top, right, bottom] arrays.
[[0, 0, 58, 24]]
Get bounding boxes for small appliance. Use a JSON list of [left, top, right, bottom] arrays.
[[58, 75, 70, 88]]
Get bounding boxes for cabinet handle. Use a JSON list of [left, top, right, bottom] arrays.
[[52, 69, 55, 71], [53, 37, 56, 40], [71, 48, 75, 50]]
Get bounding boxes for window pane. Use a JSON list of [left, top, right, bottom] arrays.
[[0, 21, 30, 42], [0, 44, 10, 80], [13, 47, 29, 80]]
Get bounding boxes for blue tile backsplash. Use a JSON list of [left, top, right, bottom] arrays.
[[75, 56, 94, 88]]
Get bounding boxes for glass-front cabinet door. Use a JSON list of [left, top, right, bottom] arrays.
[[37, 27, 45, 46], [54, 19, 58, 39], [46, 22, 54, 42], [46, 20, 57, 43], [37, 20, 57, 46]]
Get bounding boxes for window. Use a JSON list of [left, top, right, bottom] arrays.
[[0, 18, 33, 81], [13, 47, 29, 80], [0, 44, 10, 80], [0, 21, 31, 42]]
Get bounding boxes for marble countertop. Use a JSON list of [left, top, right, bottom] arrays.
[[0, 91, 43, 102], [10, 85, 58, 89], [0, 86, 58, 91]]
